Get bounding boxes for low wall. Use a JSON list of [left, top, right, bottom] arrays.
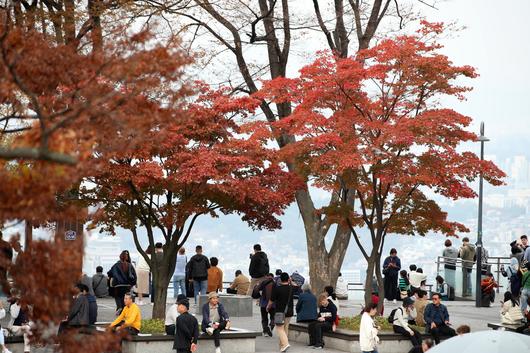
[[123, 328, 260, 353], [196, 294, 253, 317], [288, 322, 440, 353]]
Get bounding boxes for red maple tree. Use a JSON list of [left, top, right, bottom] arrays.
[[85, 85, 299, 319], [256, 22, 505, 305]]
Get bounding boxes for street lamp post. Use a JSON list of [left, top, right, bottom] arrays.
[[475, 122, 489, 307]]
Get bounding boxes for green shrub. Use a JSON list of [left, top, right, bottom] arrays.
[[141, 319, 165, 334], [340, 315, 394, 332]]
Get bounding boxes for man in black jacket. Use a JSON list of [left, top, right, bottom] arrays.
[[58, 283, 90, 334], [247, 244, 270, 296], [173, 298, 199, 353], [187, 245, 211, 304]]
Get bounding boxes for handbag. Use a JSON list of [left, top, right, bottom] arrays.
[[274, 285, 292, 325]]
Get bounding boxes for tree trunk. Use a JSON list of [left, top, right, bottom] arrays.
[[363, 246, 385, 312], [152, 271, 170, 320]]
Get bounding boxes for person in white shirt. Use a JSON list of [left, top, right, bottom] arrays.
[[165, 294, 186, 335], [392, 297, 422, 347], [336, 272, 348, 300], [409, 265, 427, 290], [136, 245, 152, 305], [360, 302, 380, 353], [0, 301, 12, 353], [324, 286, 340, 315], [173, 247, 188, 298]]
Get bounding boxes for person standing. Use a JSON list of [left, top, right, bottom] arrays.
[[442, 239, 458, 290], [136, 245, 152, 305], [228, 270, 250, 295], [257, 273, 276, 337], [458, 238, 475, 297], [268, 272, 294, 352], [109, 293, 141, 335], [108, 251, 137, 314], [360, 302, 380, 353], [247, 244, 270, 296], [173, 247, 188, 298], [187, 245, 210, 304], [382, 248, 401, 302], [423, 293, 456, 344], [201, 292, 230, 353], [392, 297, 422, 347], [520, 262, 530, 315], [173, 298, 199, 353], [308, 293, 337, 349], [92, 266, 109, 298], [207, 257, 223, 294], [296, 283, 318, 323]]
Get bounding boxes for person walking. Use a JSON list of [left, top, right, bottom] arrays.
[[108, 251, 137, 314], [136, 245, 152, 305], [173, 247, 188, 298], [442, 239, 458, 289], [458, 237, 475, 297], [382, 248, 401, 302], [257, 273, 276, 337], [207, 257, 223, 294], [392, 297, 422, 347], [247, 244, 270, 296], [268, 272, 294, 352], [187, 245, 210, 304], [307, 293, 338, 349], [201, 292, 230, 353], [296, 283, 318, 323], [228, 270, 250, 295], [109, 293, 141, 335], [173, 298, 199, 353], [424, 293, 456, 344], [92, 266, 109, 298], [360, 303, 380, 353]]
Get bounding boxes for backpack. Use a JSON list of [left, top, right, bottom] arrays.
[[387, 307, 402, 324]]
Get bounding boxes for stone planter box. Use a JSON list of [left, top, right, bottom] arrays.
[[196, 294, 253, 317], [289, 322, 444, 353], [123, 328, 260, 353]]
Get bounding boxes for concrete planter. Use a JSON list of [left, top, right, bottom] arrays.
[[196, 294, 253, 317]]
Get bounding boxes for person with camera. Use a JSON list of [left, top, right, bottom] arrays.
[[247, 244, 270, 296]]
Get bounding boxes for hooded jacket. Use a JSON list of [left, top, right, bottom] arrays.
[[187, 254, 210, 280], [249, 251, 269, 279]]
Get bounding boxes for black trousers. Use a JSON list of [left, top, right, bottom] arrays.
[[165, 324, 175, 335], [176, 350, 191, 353], [308, 321, 332, 346], [393, 325, 422, 346], [428, 323, 456, 344], [114, 286, 130, 310], [260, 306, 275, 331], [226, 288, 237, 294], [210, 320, 228, 347]]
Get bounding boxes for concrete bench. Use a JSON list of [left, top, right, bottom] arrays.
[[487, 322, 521, 332], [289, 322, 445, 353], [123, 328, 260, 353], [196, 294, 253, 317]]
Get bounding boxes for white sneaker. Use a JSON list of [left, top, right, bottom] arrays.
[[280, 344, 290, 352], [206, 327, 214, 336], [215, 347, 221, 353], [393, 299, 397, 304]]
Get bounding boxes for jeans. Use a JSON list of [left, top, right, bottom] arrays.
[[193, 280, 208, 303], [462, 268, 472, 296], [444, 268, 456, 289], [521, 288, 530, 314], [173, 275, 187, 298]]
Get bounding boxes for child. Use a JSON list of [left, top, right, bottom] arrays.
[[173, 298, 199, 353], [399, 270, 410, 299]]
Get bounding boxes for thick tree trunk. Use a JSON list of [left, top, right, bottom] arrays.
[[152, 274, 170, 320]]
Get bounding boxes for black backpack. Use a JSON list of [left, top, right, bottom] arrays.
[[387, 307, 402, 324]]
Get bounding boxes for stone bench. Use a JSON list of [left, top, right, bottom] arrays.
[[487, 322, 521, 332], [289, 322, 445, 353], [196, 294, 253, 317], [123, 328, 260, 353]]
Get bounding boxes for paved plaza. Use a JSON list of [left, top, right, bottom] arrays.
[[94, 296, 502, 353]]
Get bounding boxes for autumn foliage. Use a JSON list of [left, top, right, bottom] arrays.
[[256, 22, 505, 304]]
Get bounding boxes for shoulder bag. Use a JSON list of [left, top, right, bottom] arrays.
[[274, 285, 292, 325]]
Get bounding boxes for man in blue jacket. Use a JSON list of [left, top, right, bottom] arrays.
[[201, 292, 230, 353], [424, 293, 456, 344]]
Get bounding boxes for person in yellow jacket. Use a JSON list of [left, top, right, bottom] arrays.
[[110, 293, 141, 335]]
